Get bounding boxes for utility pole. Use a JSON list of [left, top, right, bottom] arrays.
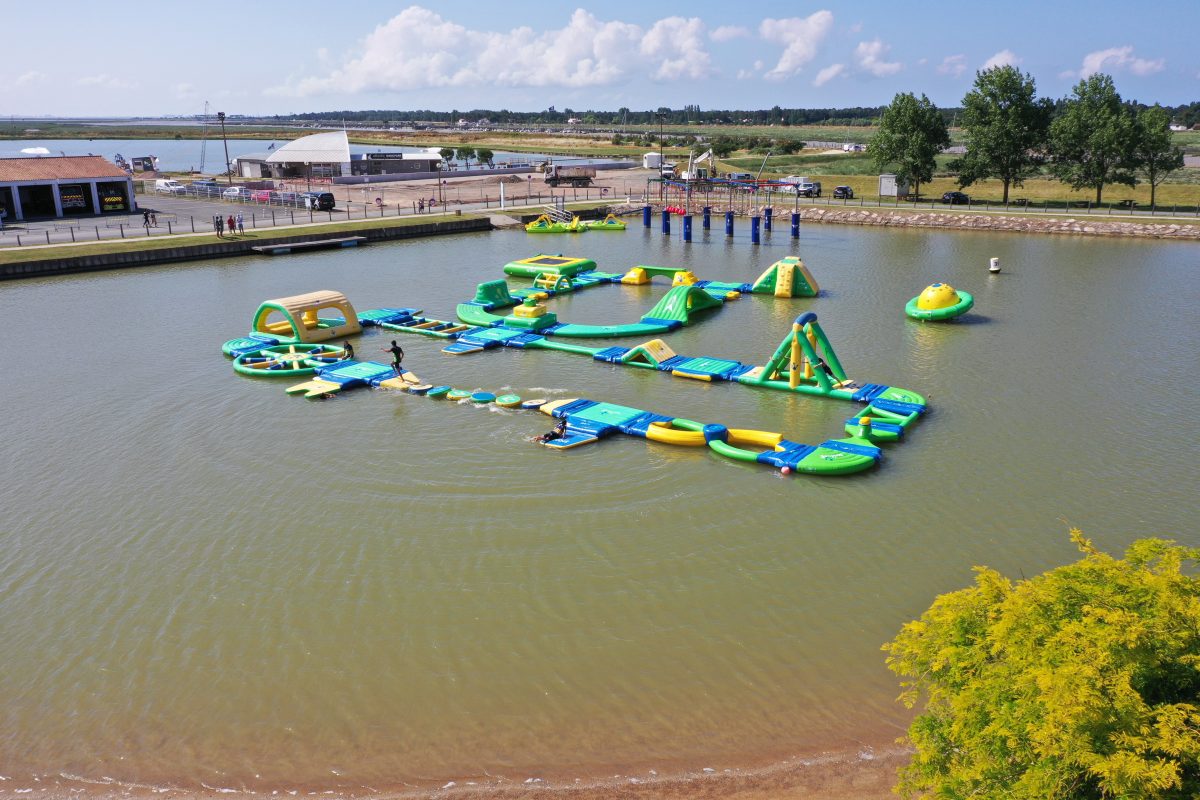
[[217, 111, 232, 185], [656, 112, 665, 202]]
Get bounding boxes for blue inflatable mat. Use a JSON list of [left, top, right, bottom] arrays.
[[618, 411, 674, 436], [818, 439, 882, 459], [359, 308, 420, 326], [757, 443, 817, 468], [593, 346, 630, 363], [871, 397, 926, 415], [851, 384, 889, 403], [316, 361, 396, 387]]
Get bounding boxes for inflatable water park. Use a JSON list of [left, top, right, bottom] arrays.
[[222, 251, 964, 476]]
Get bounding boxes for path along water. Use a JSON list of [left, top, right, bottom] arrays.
[[0, 224, 1196, 794]]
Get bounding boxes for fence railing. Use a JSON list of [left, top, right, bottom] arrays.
[[0, 186, 622, 248]]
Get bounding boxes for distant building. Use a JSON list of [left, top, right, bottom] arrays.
[[0, 155, 135, 221], [233, 132, 443, 180]]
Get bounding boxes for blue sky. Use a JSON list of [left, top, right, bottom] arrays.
[[2, 1, 1195, 116]]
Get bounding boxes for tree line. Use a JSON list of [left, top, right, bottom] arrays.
[[870, 69, 1185, 205], [283, 100, 1197, 131]]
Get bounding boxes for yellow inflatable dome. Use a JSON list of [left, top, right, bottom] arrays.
[[916, 282, 960, 310]]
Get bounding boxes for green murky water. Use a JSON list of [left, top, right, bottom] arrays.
[[1, 223, 1196, 793]]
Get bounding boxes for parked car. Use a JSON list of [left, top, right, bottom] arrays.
[[223, 186, 252, 200], [832, 185, 854, 199], [250, 189, 273, 202], [942, 191, 970, 205], [301, 192, 336, 211], [154, 179, 186, 194], [190, 179, 221, 196]]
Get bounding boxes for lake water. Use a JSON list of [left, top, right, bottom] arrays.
[[0, 223, 1196, 795], [0, 138, 615, 173]]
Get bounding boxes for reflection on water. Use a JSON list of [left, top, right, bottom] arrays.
[[0, 225, 1195, 793]]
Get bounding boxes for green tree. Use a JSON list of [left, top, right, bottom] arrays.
[[455, 146, 476, 167], [1049, 73, 1136, 204], [885, 530, 1200, 800], [1131, 105, 1185, 208], [954, 66, 1052, 202], [438, 147, 455, 165], [474, 148, 494, 167], [709, 136, 739, 159], [869, 92, 950, 198]]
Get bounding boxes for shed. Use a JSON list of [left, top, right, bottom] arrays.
[[878, 173, 910, 198]]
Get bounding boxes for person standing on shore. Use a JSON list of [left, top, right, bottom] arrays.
[[226, 214, 236, 236], [214, 215, 223, 237], [236, 212, 244, 235]]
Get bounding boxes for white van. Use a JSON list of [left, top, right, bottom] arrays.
[[726, 172, 754, 181], [154, 179, 186, 194]]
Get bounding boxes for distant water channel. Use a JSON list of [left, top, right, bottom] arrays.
[[0, 223, 1196, 794], [0, 138, 616, 172]]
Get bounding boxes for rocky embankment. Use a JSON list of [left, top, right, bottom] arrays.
[[609, 203, 1200, 240], [795, 207, 1200, 239]]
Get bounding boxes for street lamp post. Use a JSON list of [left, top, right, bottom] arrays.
[[217, 111, 232, 186], [656, 112, 665, 202]]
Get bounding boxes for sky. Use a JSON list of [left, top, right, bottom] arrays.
[[1, 0, 1195, 117]]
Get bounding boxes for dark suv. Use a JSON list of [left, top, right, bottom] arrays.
[[832, 185, 854, 199], [942, 191, 970, 205], [301, 192, 336, 211]]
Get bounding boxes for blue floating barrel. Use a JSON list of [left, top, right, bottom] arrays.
[[642, 205, 651, 227], [764, 207, 773, 231], [682, 215, 692, 242], [661, 209, 670, 234], [725, 211, 734, 237], [791, 212, 800, 239], [702, 206, 711, 229], [751, 215, 761, 244]]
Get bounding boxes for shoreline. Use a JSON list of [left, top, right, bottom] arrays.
[[0, 740, 911, 800], [793, 205, 1200, 239]]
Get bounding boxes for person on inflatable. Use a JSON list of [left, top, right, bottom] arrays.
[[536, 418, 567, 443]]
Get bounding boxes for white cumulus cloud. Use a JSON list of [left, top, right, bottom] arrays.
[[710, 25, 749, 42], [759, 11, 835, 80], [982, 49, 1021, 70], [77, 73, 136, 90], [272, 6, 713, 96], [14, 71, 45, 87], [855, 38, 901, 77], [813, 63, 846, 87], [1073, 45, 1164, 79], [937, 54, 967, 77]]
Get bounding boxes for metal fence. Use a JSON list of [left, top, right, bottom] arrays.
[[0, 184, 625, 248]]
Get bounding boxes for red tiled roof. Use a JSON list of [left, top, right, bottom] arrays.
[[0, 155, 130, 182]]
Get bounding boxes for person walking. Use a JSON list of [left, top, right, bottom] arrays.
[[418, 198, 425, 213], [381, 340, 405, 376], [236, 212, 244, 234], [143, 210, 151, 230], [150, 211, 158, 227]]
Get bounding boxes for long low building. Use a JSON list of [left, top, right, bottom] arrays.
[[234, 131, 441, 180], [0, 155, 136, 221]]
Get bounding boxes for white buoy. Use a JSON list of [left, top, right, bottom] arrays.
[[989, 257, 1001, 273]]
